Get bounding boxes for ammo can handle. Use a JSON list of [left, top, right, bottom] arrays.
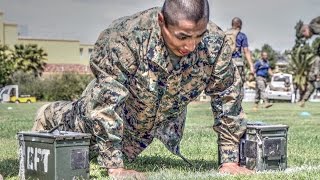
[[48, 122, 64, 133]]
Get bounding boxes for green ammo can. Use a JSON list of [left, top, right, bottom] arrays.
[[239, 122, 289, 171], [17, 131, 91, 180]]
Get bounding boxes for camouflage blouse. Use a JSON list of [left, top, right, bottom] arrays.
[[77, 7, 245, 168]]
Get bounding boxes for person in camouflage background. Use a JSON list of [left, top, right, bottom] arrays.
[[299, 52, 320, 107], [32, 0, 253, 177], [299, 16, 320, 39], [298, 16, 320, 107]]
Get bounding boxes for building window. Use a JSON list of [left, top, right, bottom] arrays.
[[79, 48, 83, 57], [88, 48, 93, 57]]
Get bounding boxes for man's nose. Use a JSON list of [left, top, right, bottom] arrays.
[[185, 39, 196, 52]]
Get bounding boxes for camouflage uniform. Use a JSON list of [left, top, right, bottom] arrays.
[[254, 76, 269, 104], [301, 56, 320, 101], [32, 7, 246, 169], [309, 16, 320, 35], [300, 17, 320, 102]]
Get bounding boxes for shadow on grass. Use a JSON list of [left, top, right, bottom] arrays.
[[125, 155, 218, 172], [0, 158, 19, 178], [89, 153, 218, 173]]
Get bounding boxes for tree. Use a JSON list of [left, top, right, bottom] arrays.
[[288, 42, 315, 99], [13, 44, 47, 77], [0, 45, 15, 87], [251, 48, 261, 63], [0, 44, 48, 86], [288, 21, 317, 100]]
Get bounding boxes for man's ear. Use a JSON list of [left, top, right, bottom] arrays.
[[158, 12, 165, 26]]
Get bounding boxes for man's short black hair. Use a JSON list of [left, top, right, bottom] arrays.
[[161, 0, 210, 26], [232, 17, 242, 29]]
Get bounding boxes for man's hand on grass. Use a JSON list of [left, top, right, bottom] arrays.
[[219, 162, 254, 175], [108, 167, 146, 180]]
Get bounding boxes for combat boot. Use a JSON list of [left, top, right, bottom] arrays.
[[264, 102, 273, 108], [299, 100, 305, 107]]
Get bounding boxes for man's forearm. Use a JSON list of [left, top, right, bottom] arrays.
[[243, 48, 254, 73], [245, 52, 253, 67], [269, 69, 273, 76]]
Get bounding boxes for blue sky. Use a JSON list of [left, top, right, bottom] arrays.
[[0, 0, 319, 51]]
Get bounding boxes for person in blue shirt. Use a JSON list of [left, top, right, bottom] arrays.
[[231, 17, 254, 84], [254, 51, 273, 110]]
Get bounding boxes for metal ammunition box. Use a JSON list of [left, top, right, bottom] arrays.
[[239, 122, 289, 171], [17, 131, 91, 180]]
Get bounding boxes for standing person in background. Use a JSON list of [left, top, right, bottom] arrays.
[[229, 17, 255, 90], [253, 51, 273, 111]]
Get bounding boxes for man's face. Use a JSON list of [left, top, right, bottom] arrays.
[[158, 13, 208, 57], [301, 25, 312, 39], [261, 52, 268, 60]]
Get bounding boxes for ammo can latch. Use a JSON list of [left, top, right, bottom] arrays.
[[263, 137, 286, 160]]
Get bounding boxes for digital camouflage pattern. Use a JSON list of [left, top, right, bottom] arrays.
[[235, 64, 246, 86], [302, 56, 320, 101], [33, 7, 246, 168], [308, 56, 320, 81], [224, 29, 240, 54], [254, 76, 268, 104], [310, 16, 320, 35]]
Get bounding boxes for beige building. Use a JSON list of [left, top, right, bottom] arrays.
[[0, 11, 93, 74]]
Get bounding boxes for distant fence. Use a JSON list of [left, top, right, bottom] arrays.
[[43, 64, 91, 76]]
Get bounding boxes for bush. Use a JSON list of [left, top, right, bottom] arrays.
[[0, 45, 15, 87], [10, 72, 93, 101], [10, 71, 44, 99], [42, 73, 93, 101]]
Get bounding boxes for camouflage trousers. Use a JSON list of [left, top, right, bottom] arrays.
[[232, 57, 246, 84], [301, 81, 317, 101], [255, 76, 268, 104], [234, 65, 245, 102], [32, 101, 189, 168], [232, 58, 246, 100], [236, 65, 246, 84], [32, 100, 243, 168]]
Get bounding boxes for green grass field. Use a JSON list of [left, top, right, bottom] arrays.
[[1, 102, 320, 179]]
